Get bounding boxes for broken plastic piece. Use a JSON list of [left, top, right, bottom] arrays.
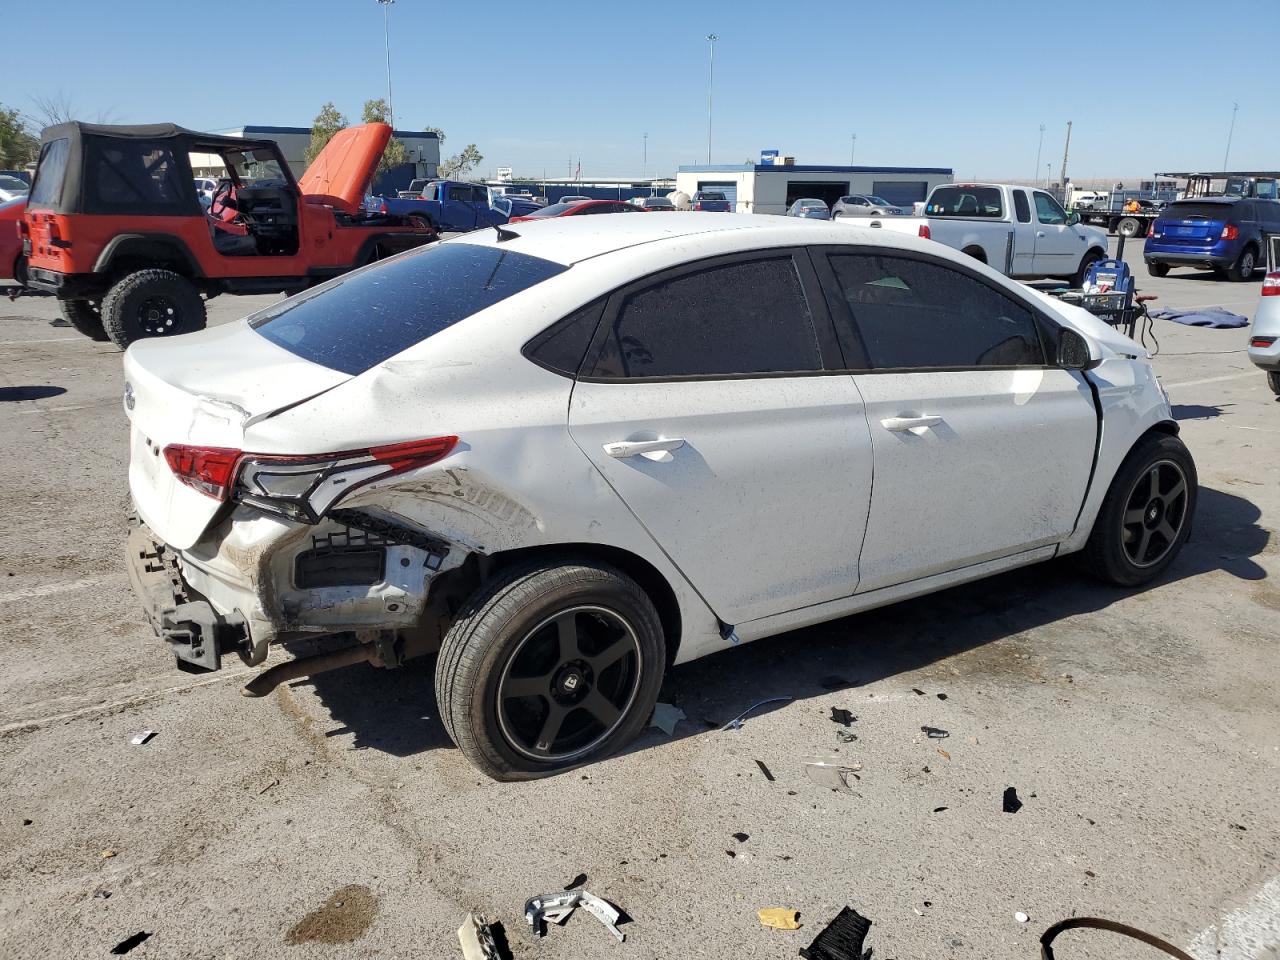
[[800, 906, 872, 960], [578, 891, 625, 943], [804, 759, 861, 793], [758, 907, 802, 930], [755, 759, 776, 782], [130, 730, 156, 745], [720, 696, 793, 731], [829, 707, 855, 727], [1003, 787, 1023, 814], [649, 702, 685, 736], [836, 730, 857, 743], [458, 913, 503, 960], [524, 890, 624, 943], [732, 832, 749, 843], [921, 725, 949, 739]]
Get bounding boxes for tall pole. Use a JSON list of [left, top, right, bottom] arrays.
[[850, 133, 857, 165], [705, 34, 718, 164], [376, 0, 395, 127], [1034, 123, 1045, 185], [643, 132, 648, 181], [1222, 102, 1239, 171], [1059, 119, 1072, 192]]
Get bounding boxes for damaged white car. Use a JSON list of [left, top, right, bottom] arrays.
[[124, 214, 1196, 780]]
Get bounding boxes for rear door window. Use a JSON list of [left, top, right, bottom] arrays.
[[83, 138, 191, 214], [1013, 190, 1031, 223], [926, 186, 1003, 218], [28, 138, 70, 207], [251, 244, 568, 375], [588, 255, 822, 379], [825, 253, 1046, 370]]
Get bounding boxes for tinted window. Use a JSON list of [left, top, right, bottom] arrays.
[[1033, 192, 1067, 225], [590, 256, 822, 378], [449, 185, 476, 202], [0, 175, 27, 191], [84, 138, 190, 214], [826, 253, 1045, 369], [1160, 201, 1234, 221], [926, 186, 1003, 218], [28, 138, 70, 207], [251, 244, 568, 375], [527, 202, 575, 217], [523, 299, 605, 377], [1013, 190, 1031, 223]]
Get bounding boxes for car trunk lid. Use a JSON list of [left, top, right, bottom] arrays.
[[297, 123, 391, 215], [124, 321, 351, 549]]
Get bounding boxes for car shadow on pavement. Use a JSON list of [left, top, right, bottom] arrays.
[[299, 485, 1268, 761]]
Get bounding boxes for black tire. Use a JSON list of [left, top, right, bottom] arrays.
[[1147, 262, 1170, 278], [1082, 433, 1197, 587], [13, 256, 28, 287], [1267, 371, 1280, 396], [101, 269, 206, 349], [1072, 249, 1106, 288], [1228, 245, 1258, 282], [961, 246, 986, 264], [1117, 217, 1141, 238], [60, 299, 109, 341], [435, 558, 665, 781]]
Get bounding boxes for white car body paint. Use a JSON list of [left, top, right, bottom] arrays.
[[122, 213, 1176, 673]]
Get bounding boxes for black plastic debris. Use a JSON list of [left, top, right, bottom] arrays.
[[563, 873, 588, 891], [830, 708, 855, 727], [933, 806, 948, 813], [732, 832, 749, 843], [921, 725, 949, 739], [835, 730, 858, 743], [1003, 787, 1023, 814], [755, 760, 776, 782], [1229, 822, 1247, 831], [111, 932, 151, 955], [911, 688, 925, 696], [799, 906, 872, 960], [22, 818, 32, 826], [937, 693, 948, 701]]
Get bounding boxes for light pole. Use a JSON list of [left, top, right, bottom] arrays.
[[1034, 122, 1045, 185], [1222, 102, 1239, 171], [850, 133, 857, 165], [643, 132, 648, 182], [376, 0, 395, 127], [705, 34, 718, 164]]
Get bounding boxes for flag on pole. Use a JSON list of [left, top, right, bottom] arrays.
[[574, 159, 581, 182]]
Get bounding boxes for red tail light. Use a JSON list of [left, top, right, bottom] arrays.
[[1221, 224, 1238, 240], [163, 445, 242, 501], [378, 200, 389, 214], [918, 224, 932, 239], [1146, 221, 1154, 237], [1262, 272, 1280, 297], [1251, 337, 1277, 348]]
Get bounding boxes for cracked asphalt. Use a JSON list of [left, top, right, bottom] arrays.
[[1, 239, 1277, 959]]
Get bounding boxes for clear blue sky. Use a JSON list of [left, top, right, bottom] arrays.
[[1, 0, 1272, 182]]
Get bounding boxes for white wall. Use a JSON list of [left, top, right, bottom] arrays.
[[676, 168, 953, 215]]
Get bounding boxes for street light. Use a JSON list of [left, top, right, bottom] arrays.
[[1222, 102, 1239, 171], [705, 34, 718, 164], [376, 0, 395, 127], [850, 133, 857, 165], [1034, 122, 1045, 185]]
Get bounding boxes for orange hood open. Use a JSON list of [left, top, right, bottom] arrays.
[[297, 122, 391, 215]]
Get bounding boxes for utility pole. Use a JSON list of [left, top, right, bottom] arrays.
[[1034, 123, 1045, 185], [850, 133, 857, 165], [643, 132, 648, 181], [1059, 120, 1072, 193], [1222, 102, 1239, 171], [375, 0, 395, 127], [705, 34, 718, 164]]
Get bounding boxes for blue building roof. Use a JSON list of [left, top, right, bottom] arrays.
[[236, 124, 439, 139]]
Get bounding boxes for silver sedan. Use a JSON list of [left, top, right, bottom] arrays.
[[787, 198, 830, 220]]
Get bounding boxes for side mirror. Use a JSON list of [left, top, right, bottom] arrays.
[[1067, 212, 1081, 226], [1057, 327, 1101, 370]]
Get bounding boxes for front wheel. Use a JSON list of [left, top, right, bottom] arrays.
[[1072, 249, 1106, 288], [435, 559, 666, 781], [1081, 433, 1197, 586], [101, 269, 206, 349], [59, 299, 109, 341], [1228, 245, 1257, 282]]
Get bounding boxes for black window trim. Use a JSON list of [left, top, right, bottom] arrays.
[[574, 247, 847, 383], [521, 296, 608, 379], [808, 243, 1060, 374]]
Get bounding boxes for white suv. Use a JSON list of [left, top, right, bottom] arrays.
[[124, 214, 1196, 779]]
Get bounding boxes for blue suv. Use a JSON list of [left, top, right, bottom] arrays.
[[1145, 197, 1280, 281]]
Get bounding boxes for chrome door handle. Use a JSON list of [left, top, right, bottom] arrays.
[[880, 416, 942, 435], [603, 437, 686, 460]]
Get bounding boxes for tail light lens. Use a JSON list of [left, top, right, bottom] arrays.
[[163, 436, 458, 523], [1146, 221, 1155, 237], [378, 200, 389, 214], [1221, 224, 1239, 240], [1251, 336, 1277, 348], [1262, 272, 1280, 297], [918, 224, 932, 239]]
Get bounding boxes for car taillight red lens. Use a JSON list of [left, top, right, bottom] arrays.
[[163, 444, 242, 501], [1262, 273, 1280, 296], [1146, 222, 1155, 237], [367, 436, 459, 471], [918, 224, 932, 239], [1251, 337, 1277, 347], [1221, 224, 1238, 240]]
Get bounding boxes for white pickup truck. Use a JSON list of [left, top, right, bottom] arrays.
[[854, 183, 1109, 285]]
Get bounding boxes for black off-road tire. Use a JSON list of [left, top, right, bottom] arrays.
[[59, 299, 109, 341], [1267, 371, 1280, 396], [102, 269, 206, 349], [435, 558, 665, 781], [1228, 245, 1258, 282], [1147, 261, 1170, 278], [1072, 249, 1106, 288], [1081, 433, 1197, 587]]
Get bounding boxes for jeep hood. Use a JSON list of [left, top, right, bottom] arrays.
[[297, 122, 391, 215]]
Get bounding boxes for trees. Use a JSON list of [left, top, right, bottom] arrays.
[[0, 105, 36, 169], [361, 99, 405, 172], [305, 103, 348, 164], [440, 144, 483, 180]]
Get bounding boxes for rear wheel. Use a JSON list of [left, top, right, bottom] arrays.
[[1227, 245, 1257, 282], [60, 299, 109, 341], [960, 246, 986, 264], [101, 269, 206, 349], [1073, 249, 1106, 288], [1147, 262, 1170, 278], [1117, 217, 1141, 238], [1267, 371, 1280, 396], [435, 559, 665, 781]]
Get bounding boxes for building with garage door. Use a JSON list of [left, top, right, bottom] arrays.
[[675, 162, 953, 215]]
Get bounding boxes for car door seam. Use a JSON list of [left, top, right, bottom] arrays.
[[1067, 368, 1105, 542]]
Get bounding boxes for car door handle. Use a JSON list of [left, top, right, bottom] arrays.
[[880, 416, 943, 435], [1036, 231, 1047, 237], [602, 438, 686, 460]]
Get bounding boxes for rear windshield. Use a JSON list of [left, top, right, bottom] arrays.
[[696, 192, 726, 200], [251, 243, 568, 375], [926, 186, 1004, 218], [1160, 202, 1233, 221], [527, 202, 575, 217], [28, 138, 70, 207]]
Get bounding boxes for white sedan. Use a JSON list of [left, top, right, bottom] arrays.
[[123, 214, 1196, 780]]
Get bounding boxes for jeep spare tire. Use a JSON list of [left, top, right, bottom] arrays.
[[60, 299, 109, 342], [102, 269, 207, 349]]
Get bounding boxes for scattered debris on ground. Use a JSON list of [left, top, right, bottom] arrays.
[[100, 850, 116, 859], [921, 725, 949, 739], [129, 730, 156, 746], [912, 688, 925, 696], [563, 873, 587, 891], [1015, 911, 1029, 923], [458, 912, 506, 960], [648, 702, 685, 736], [732, 832, 749, 843], [720, 697, 793, 731], [110, 932, 151, 955], [1003, 787, 1023, 814], [835, 730, 858, 743], [524, 890, 625, 943], [93, 888, 111, 900], [754, 759, 776, 782], [799, 906, 872, 960], [829, 707, 855, 727], [937, 748, 951, 761], [758, 907, 802, 930], [804, 759, 862, 793]]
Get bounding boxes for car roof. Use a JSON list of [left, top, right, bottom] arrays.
[[450, 211, 935, 265]]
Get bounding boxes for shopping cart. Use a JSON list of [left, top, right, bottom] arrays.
[[1054, 257, 1157, 339]]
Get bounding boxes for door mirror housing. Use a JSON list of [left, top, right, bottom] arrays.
[[1057, 327, 1101, 370], [1067, 211, 1081, 226]]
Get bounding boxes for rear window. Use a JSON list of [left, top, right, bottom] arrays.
[[28, 138, 70, 207], [695, 192, 726, 200], [1160, 202, 1234, 221], [250, 243, 568, 375], [925, 186, 1004, 218], [527, 202, 575, 217]]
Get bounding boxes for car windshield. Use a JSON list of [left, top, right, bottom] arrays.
[[926, 186, 1004, 218], [0, 175, 29, 192], [226, 148, 287, 185], [250, 244, 568, 375]]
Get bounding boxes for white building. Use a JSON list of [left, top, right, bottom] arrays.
[[675, 162, 953, 215]]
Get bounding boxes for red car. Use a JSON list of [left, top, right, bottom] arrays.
[[0, 199, 25, 283], [509, 199, 640, 223]]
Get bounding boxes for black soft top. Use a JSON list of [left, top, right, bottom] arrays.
[[41, 121, 277, 153]]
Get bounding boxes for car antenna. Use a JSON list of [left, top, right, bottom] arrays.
[[494, 222, 520, 243]]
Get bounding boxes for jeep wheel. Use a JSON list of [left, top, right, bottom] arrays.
[[1147, 262, 1170, 278], [102, 269, 206, 349], [435, 559, 665, 781], [60, 299, 109, 341], [1228, 245, 1257, 282], [1082, 433, 1197, 587]]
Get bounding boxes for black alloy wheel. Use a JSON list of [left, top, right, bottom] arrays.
[[1120, 459, 1189, 568]]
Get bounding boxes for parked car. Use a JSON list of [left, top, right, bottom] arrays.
[[193, 177, 217, 199], [398, 178, 432, 198], [634, 197, 676, 212], [787, 198, 831, 220], [508, 199, 640, 222], [1144, 197, 1280, 281], [831, 194, 903, 218], [0, 198, 27, 283], [22, 122, 434, 347], [491, 195, 544, 220], [1247, 269, 1280, 394], [0, 169, 31, 185], [372, 180, 505, 233], [123, 213, 1195, 781], [691, 190, 731, 212], [558, 195, 591, 204], [0, 174, 29, 201], [864, 183, 1110, 285], [1071, 191, 1109, 211]]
